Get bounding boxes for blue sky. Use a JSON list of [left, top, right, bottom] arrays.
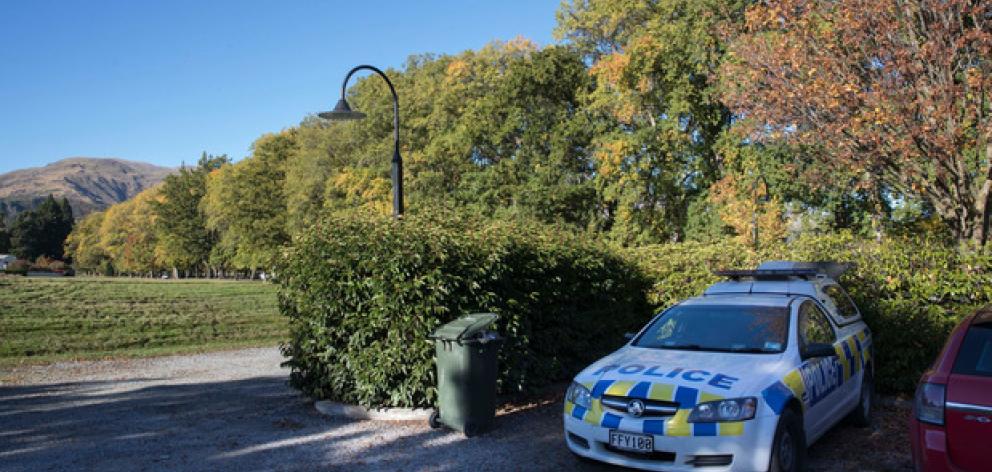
[[0, 1, 559, 173]]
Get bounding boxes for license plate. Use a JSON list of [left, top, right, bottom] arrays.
[[608, 430, 654, 453]]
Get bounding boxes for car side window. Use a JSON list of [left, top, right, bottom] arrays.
[[798, 301, 836, 347], [823, 285, 859, 320]]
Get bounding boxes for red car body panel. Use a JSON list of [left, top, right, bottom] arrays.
[[910, 310, 992, 472], [944, 374, 992, 470]]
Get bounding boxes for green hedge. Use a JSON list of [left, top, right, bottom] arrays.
[[277, 211, 652, 407], [629, 234, 991, 393], [280, 210, 988, 404]]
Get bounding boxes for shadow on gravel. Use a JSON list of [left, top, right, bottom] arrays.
[[0, 374, 607, 472], [0, 376, 353, 472], [0, 375, 913, 472], [325, 403, 623, 472], [328, 399, 913, 472]]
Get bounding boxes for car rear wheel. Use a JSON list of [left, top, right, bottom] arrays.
[[848, 372, 874, 427], [769, 409, 806, 472]]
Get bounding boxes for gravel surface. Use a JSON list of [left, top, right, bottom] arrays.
[[0, 347, 912, 471]]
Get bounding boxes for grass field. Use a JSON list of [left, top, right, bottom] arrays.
[[0, 276, 285, 366]]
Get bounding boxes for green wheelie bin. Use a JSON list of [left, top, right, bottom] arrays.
[[427, 313, 502, 437]]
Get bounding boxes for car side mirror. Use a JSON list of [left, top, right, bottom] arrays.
[[801, 342, 837, 360], [624, 332, 636, 341]]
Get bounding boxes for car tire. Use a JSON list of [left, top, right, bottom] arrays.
[[848, 372, 874, 427], [768, 408, 806, 472]]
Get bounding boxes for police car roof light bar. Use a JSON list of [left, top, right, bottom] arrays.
[[712, 268, 820, 280]]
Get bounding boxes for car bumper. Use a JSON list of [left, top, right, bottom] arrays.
[[564, 413, 778, 472], [909, 418, 964, 472]]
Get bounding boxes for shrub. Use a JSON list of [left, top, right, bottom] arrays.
[[32, 256, 56, 271], [628, 240, 761, 308], [4, 259, 29, 276], [628, 233, 989, 393], [278, 210, 652, 407], [780, 233, 987, 393], [281, 207, 984, 403]]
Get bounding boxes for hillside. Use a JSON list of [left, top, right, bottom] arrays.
[[0, 158, 173, 219]]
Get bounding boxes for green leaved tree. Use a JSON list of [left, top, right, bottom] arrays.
[[0, 214, 11, 253], [453, 45, 599, 229], [152, 153, 229, 277], [556, 0, 748, 244], [203, 132, 294, 275], [10, 195, 74, 260]]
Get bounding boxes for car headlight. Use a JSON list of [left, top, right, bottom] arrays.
[[565, 381, 592, 409], [687, 397, 757, 422]]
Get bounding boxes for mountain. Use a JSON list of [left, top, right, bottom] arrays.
[[0, 158, 174, 219]]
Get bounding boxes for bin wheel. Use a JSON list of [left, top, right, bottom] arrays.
[[428, 410, 441, 429], [463, 423, 479, 437]]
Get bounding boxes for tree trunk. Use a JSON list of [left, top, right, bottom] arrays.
[[978, 143, 992, 247], [965, 142, 992, 247]]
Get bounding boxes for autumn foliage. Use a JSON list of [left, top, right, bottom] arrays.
[[722, 0, 992, 244]]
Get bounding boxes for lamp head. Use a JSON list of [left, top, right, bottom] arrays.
[[318, 98, 366, 121]]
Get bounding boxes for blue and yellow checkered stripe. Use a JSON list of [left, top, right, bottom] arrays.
[[564, 380, 745, 437], [835, 327, 872, 381], [761, 327, 872, 414]]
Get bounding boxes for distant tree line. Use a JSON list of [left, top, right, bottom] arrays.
[[64, 0, 992, 277], [1, 195, 74, 261]]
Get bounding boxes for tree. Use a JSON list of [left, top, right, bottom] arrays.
[[0, 214, 10, 253], [64, 211, 109, 272], [97, 188, 160, 275], [152, 153, 229, 276], [10, 195, 74, 260], [284, 40, 601, 228], [453, 45, 599, 228], [721, 0, 992, 245], [556, 0, 748, 243], [203, 131, 294, 273]]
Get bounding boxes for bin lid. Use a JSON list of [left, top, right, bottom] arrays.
[[431, 313, 499, 341]]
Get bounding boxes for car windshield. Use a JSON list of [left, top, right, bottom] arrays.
[[633, 304, 790, 353]]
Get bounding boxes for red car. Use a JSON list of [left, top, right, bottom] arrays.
[[910, 308, 992, 472]]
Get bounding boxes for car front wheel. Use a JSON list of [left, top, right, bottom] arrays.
[[769, 409, 806, 472]]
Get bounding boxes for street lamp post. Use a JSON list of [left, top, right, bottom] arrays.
[[319, 65, 403, 218]]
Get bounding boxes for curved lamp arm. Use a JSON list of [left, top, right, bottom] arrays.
[[341, 65, 400, 163], [338, 65, 403, 217]]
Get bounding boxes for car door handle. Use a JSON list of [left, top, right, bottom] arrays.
[[946, 401, 992, 415]]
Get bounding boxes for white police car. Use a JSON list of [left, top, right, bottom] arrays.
[[564, 261, 873, 472]]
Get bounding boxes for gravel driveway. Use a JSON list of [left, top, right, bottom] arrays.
[[0, 348, 912, 471]]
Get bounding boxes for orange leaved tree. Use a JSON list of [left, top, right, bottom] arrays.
[[721, 0, 992, 245]]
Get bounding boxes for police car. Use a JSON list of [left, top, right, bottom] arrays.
[[564, 261, 873, 472]]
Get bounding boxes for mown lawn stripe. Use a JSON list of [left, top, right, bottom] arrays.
[[0, 277, 285, 365]]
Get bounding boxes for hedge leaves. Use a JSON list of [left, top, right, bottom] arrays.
[[281, 213, 991, 406], [278, 211, 652, 407]]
